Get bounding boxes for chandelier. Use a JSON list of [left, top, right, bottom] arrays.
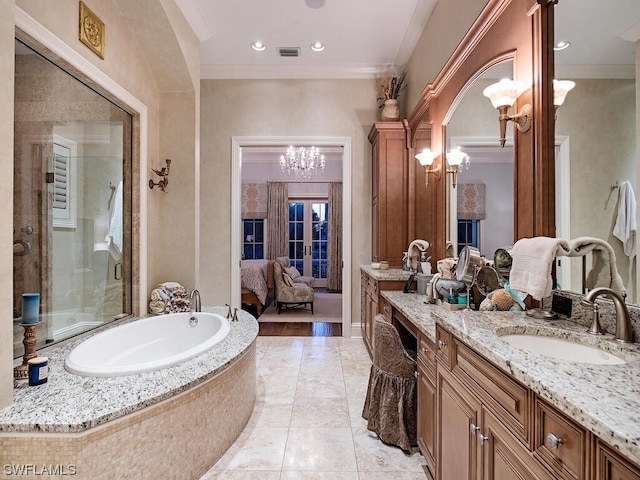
[[279, 146, 325, 181]]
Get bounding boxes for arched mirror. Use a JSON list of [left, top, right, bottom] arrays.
[[444, 61, 516, 261], [554, 0, 640, 303]]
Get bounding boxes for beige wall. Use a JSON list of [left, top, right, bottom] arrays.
[[1, 0, 199, 408], [404, 0, 488, 112], [199, 79, 378, 331], [0, 0, 16, 409]]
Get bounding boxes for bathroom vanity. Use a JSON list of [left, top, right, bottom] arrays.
[[360, 266, 412, 357], [380, 290, 640, 480]]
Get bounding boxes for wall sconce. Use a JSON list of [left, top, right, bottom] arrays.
[[149, 158, 171, 192], [445, 147, 469, 188], [482, 79, 531, 148], [553, 79, 575, 118], [415, 149, 441, 188]]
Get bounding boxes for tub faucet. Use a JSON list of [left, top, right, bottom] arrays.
[[581, 287, 633, 343], [189, 289, 201, 313]]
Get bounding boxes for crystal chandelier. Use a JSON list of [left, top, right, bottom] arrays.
[[279, 146, 325, 181]]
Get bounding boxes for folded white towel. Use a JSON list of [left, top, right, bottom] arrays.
[[613, 180, 637, 259], [509, 237, 570, 300], [568, 237, 626, 297]]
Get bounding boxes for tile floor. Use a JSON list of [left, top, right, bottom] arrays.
[[200, 336, 430, 480]]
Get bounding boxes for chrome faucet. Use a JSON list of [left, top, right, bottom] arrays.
[[189, 289, 201, 313], [581, 287, 634, 343]]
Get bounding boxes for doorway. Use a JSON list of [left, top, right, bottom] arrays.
[[288, 199, 328, 288], [231, 136, 352, 336]]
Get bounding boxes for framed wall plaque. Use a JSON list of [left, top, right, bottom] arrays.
[[79, 1, 105, 59]]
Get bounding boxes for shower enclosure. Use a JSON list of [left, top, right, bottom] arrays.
[[13, 38, 132, 356]]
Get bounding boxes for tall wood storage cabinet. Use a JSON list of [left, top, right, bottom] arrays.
[[369, 122, 409, 267]]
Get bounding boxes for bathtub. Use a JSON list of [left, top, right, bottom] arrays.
[[65, 312, 231, 376]]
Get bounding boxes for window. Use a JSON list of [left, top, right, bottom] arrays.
[[457, 219, 479, 255], [243, 219, 264, 259]]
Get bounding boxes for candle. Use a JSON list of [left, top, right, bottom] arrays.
[[22, 293, 40, 324]]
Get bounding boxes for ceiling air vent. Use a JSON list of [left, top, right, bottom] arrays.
[[279, 47, 300, 58]]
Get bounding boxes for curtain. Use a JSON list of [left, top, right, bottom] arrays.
[[457, 183, 486, 220], [327, 182, 343, 292], [267, 182, 289, 259], [241, 183, 268, 219]]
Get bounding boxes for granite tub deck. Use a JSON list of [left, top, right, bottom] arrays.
[[381, 290, 640, 466], [1, 307, 258, 479]]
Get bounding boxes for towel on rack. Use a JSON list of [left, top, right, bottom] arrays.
[[568, 237, 626, 297], [107, 181, 123, 261], [613, 180, 637, 259], [509, 237, 570, 300]]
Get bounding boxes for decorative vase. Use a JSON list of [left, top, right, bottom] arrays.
[[380, 99, 400, 121]]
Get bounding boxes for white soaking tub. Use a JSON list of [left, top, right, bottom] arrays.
[[65, 312, 231, 376]]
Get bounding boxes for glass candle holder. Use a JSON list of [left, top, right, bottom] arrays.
[[22, 293, 40, 324]]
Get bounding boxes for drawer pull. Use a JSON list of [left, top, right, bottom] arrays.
[[477, 432, 489, 445], [470, 423, 480, 435], [438, 339, 446, 349], [421, 347, 429, 354], [546, 433, 564, 450]]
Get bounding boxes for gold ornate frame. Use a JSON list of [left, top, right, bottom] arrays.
[[79, 1, 105, 59]]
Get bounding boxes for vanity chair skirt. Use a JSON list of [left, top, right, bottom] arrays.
[[65, 312, 230, 377]]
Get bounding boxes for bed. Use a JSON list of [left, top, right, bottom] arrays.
[[241, 259, 275, 316]]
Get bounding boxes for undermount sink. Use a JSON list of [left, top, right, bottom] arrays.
[[499, 334, 627, 365]]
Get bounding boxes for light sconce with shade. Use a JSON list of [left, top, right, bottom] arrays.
[[415, 149, 441, 188], [445, 147, 469, 188], [553, 79, 575, 117], [482, 79, 532, 148]]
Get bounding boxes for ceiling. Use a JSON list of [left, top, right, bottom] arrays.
[[174, 0, 640, 81], [176, 0, 437, 79]]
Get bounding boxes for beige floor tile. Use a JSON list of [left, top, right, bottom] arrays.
[[340, 359, 373, 377], [282, 427, 358, 472], [247, 398, 294, 428], [358, 472, 431, 480], [295, 374, 346, 398], [290, 396, 351, 428], [201, 471, 281, 480], [352, 425, 426, 472], [212, 427, 289, 471], [281, 472, 359, 480]]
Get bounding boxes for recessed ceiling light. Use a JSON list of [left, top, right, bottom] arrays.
[[251, 41, 266, 52], [554, 41, 571, 51], [305, 0, 326, 8], [311, 42, 325, 52]]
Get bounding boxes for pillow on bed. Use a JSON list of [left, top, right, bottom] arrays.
[[285, 266, 301, 279], [282, 273, 295, 287]]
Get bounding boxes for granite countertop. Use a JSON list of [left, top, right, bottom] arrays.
[[361, 265, 413, 281], [381, 290, 640, 465], [0, 306, 258, 434]]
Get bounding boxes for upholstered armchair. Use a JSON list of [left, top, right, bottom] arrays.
[[273, 261, 314, 314], [275, 256, 316, 287], [362, 314, 417, 452]]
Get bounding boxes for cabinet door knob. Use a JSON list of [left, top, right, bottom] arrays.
[[421, 347, 428, 354], [470, 423, 480, 435], [546, 433, 564, 450], [438, 339, 446, 349], [478, 432, 489, 445]]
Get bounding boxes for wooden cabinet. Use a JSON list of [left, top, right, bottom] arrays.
[[417, 333, 437, 476], [436, 325, 553, 480], [360, 269, 407, 357], [533, 398, 589, 480], [369, 122, 410, 267], [595, 440, 640, 480]]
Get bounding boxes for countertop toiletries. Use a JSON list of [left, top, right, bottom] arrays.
[[21, 293, 39, 324], [447, 288, 457, 304], [458, 293, 467, 305], [380, 261, 389, 270], [28, 356, 48, 386]]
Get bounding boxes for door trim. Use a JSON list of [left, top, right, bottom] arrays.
[[231, 136, 352, 336]]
